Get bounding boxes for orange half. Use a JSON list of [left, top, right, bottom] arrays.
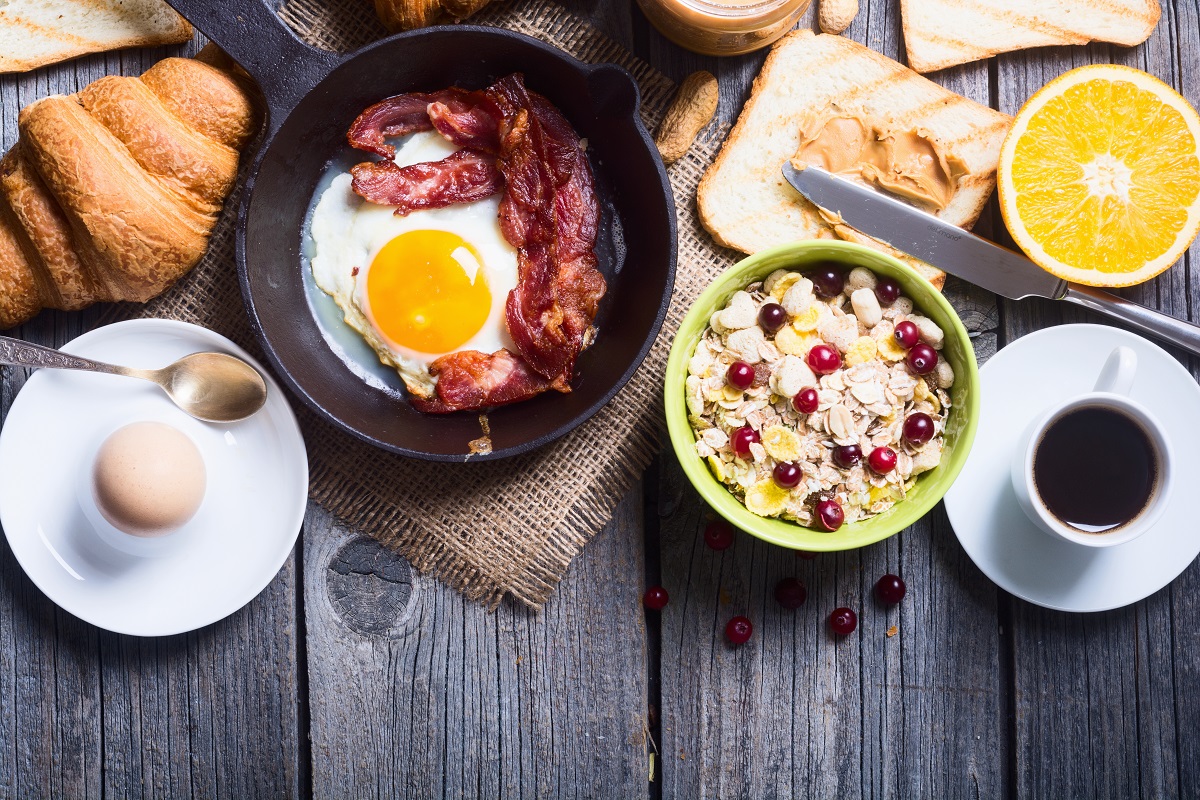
[[998, 64, 1200, 287]]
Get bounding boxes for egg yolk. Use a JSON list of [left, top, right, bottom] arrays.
[[365, 230, 491, 354]]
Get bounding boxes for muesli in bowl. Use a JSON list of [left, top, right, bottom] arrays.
[[665, 240, 979, 552], [686, 262, 953, 530]]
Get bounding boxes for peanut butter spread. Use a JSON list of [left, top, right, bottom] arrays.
[[792, 109, 968, 211]]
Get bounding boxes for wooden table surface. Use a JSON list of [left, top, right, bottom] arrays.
[[2, 0, 1199, 797]]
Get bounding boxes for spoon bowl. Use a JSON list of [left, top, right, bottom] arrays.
[[0, 335, 269, 423]]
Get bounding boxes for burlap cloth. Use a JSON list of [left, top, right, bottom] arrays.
[[115, 0, 737, 608]]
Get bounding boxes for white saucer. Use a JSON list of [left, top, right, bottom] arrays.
[[0, 320, 308, 636], [944, 323, 1200, 612]]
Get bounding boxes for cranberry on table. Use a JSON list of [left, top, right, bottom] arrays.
[[758, 302, 787, 333], [807, 344, 841, 375], [816, 498, 844, 531], [703, 519, 735, 550], [725, 616, 753, 645], [829, 607, 858, 635], [774, 578, 808, 609], [903, 412, 935, 444], [832, 444, 862, 468], [808, 264, 845, 298], [731, 425, 761, 458], [875, 574, 907, 605], [875, 277, 901, 306], [893, 320, 920, 349], [868, 446, 897, 474], [726, 360, 756, 390], [793, 387, 820, 414], [773, 461, 803, 489], [906, 343, 938, 375], [643, 586, 670, 610]]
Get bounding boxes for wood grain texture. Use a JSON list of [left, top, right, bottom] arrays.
[[0, 40, 303, 800], [301, 490, 650, 800], [1, 1, 1200, 798], [993, 7, 1200, 799]]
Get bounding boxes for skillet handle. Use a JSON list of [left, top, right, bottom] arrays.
[[163, 0, 342, 133]]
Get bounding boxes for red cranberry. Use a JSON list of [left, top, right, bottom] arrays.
[[893, 320, 920, 349], [793, 387, 819, 414], [868, 446, 897, 474], [907, 343, 938, 375], [903, 412, 935, 444], [643, 586, 669, 610], [727, 361, 755, 390], [758, 302, 787, 333], [832, 444, 862, 468], [807, 344, 841, 375], [704, 519, 735, 550], [816, 499, 844, 531], [795, 549, 817, 560], [731, 425, 761, 458], [774, 578, 808, 609], [725, 616, 753, 645], [773, 461, 802, 489], [875, 277, 901, 306], [829, 607, 857, 635], [875, 574, 906, 605], [808, 265, 844, 298]]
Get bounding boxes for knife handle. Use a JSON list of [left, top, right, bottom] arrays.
[[1063, 284, 1200, 358]]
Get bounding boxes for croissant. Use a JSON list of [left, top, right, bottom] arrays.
[[373, 0, 494, 32], [0, 45, 256, 330]]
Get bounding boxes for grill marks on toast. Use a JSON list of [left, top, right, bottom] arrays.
[[902, 0, 1160, 73]]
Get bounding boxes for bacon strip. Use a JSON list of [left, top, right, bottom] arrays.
[[410, 350, 553, 414], [350, 150, 503, 216], [347, 88, 499, 158], [488, 76, 605, 390]]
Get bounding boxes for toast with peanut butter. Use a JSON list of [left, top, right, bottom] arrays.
[[698, 31, 1011, 289], [901, 0, 1160, 74]]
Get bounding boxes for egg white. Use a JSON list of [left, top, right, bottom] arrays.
[[309, 131, 518, 398]]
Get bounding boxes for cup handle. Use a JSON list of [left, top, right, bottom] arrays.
[[1093, 346, 1137, 395]]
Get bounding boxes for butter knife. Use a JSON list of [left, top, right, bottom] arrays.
[[782, 163, 1200, 357]]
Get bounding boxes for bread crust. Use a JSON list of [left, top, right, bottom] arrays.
[[0, 55, 255, 328], [900, 0, 1161, 74], [697, 31, 1011, 289]]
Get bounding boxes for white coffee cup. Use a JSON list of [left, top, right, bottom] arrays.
[[1010, 346, 1172, 548]]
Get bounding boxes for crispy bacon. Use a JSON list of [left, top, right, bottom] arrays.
[[488, 75, 605, 390], [410, 349, 552, 414], [347, 74, 605, 413], [350, 150, 503, 215], [347, 88, 499, 158]]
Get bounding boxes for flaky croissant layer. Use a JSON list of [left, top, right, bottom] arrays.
[[0, 45, 257, 330]]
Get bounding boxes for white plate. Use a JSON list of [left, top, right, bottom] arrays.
[[944, 324, 1200, 612], [0, 320, 308, 636]]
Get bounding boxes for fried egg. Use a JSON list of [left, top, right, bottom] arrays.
[[309, 131, 518, 398]]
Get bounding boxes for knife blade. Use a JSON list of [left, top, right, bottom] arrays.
[[781, 162, 1066, 301], [781, 162, 1200, 358]]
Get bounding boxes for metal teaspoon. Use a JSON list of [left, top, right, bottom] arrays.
[[0, 336, 268, 423]]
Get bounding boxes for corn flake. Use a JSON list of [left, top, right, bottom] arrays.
[[745, 478, 790, 516], [844, 336, 878, 366], [761, 425, 803, 461]]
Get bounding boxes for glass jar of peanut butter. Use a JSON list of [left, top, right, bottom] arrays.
[[636, 0, 811, 57]]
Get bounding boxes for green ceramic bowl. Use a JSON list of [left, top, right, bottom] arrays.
[[664, 240, 980, 551]]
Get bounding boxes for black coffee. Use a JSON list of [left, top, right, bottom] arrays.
[[1032, 406, 1157, 532]]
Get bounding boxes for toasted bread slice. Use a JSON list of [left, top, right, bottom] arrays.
[[698, 31, 1011, 288], [901, 0, 1160, 74], [0, 0, 192, 74]]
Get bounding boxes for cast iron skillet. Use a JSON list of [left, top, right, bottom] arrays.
[[164, 0, 677, 461]]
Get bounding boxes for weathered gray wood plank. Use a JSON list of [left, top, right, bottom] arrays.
[[301, 488, 650, 799], [0, 39, 303, 800], [652, 4, 1009, 797], [994, 5, 1199, 797]]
